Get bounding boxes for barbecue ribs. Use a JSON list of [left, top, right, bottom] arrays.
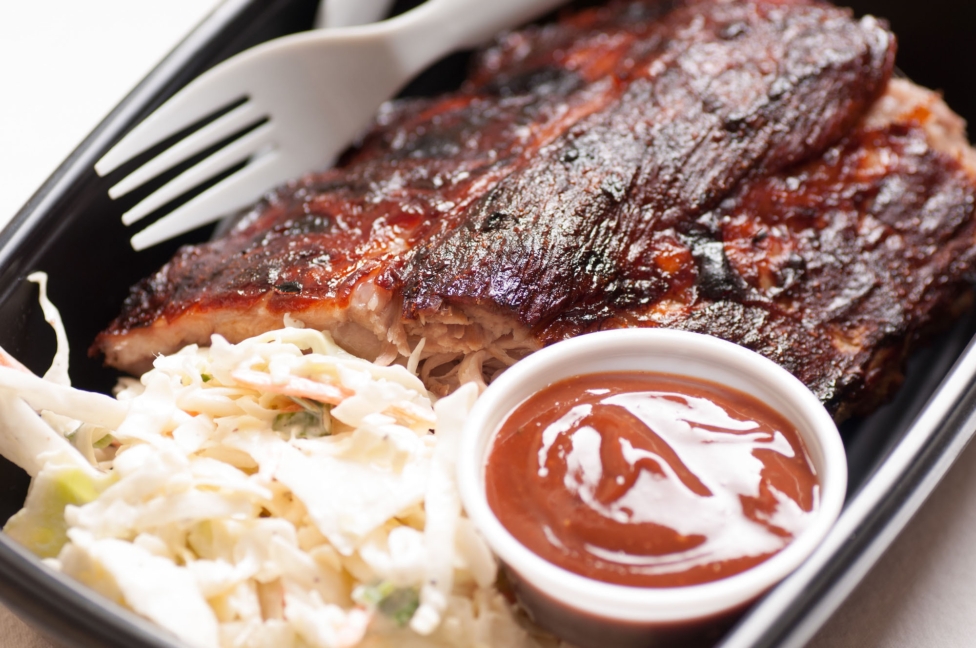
[[93, 0, 976, 419]]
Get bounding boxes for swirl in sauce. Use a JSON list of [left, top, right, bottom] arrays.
[[485, 372, 819, 588]]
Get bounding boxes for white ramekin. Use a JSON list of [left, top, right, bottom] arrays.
[[457, 329, 847, 647]]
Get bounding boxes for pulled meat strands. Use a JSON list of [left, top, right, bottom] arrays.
[[94, 0, 976, 417]]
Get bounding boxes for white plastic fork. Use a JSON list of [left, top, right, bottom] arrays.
[[95, 0, 566, 250], [316, 0, 396, 29]]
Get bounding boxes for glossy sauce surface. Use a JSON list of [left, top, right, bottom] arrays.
[[486, 372, 819, 588]]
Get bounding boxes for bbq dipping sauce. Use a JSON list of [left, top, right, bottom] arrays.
[[484, 372, 820, 589], [458, 329, 846, 648]]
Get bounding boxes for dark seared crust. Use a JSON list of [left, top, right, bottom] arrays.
[[632, 121, 976, 419], [394, 0, 895, 325], [93, 0, 976, 418]]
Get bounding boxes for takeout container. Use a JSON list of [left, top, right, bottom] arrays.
[[1, 0, 976, 646], [458, 330, 847, 648]]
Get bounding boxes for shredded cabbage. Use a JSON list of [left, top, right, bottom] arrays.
[[0, 275, 565, 648]]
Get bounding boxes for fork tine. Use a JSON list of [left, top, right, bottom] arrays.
[[95, 66, 251, 177], [130, 151, 285, 251], [108, 102, 265, 199], [121, 122, 275, 227]]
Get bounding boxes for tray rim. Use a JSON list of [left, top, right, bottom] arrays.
[[720, 328, 976, 647]]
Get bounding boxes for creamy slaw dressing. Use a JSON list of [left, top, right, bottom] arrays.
[[0, 275, 557, 648]]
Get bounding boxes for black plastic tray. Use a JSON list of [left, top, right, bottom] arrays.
[[0, 1, 974, 646]]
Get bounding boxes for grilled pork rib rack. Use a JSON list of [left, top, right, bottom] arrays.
[[94, 0, 976, 419]]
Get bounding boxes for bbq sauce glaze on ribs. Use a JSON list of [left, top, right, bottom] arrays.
[[94, 0, 976, 419]]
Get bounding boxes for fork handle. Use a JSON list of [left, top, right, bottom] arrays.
[[392, 0, 568, 71]]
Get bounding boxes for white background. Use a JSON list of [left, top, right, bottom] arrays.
[[1, 1, 975, 646]]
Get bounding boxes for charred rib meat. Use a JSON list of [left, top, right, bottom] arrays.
[[93, 0, 976, 418]]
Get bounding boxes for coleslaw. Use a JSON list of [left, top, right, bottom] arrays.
[[0, 274, 562, 648]]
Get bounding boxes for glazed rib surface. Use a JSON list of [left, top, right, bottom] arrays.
[[95, 0, 976, 417]]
